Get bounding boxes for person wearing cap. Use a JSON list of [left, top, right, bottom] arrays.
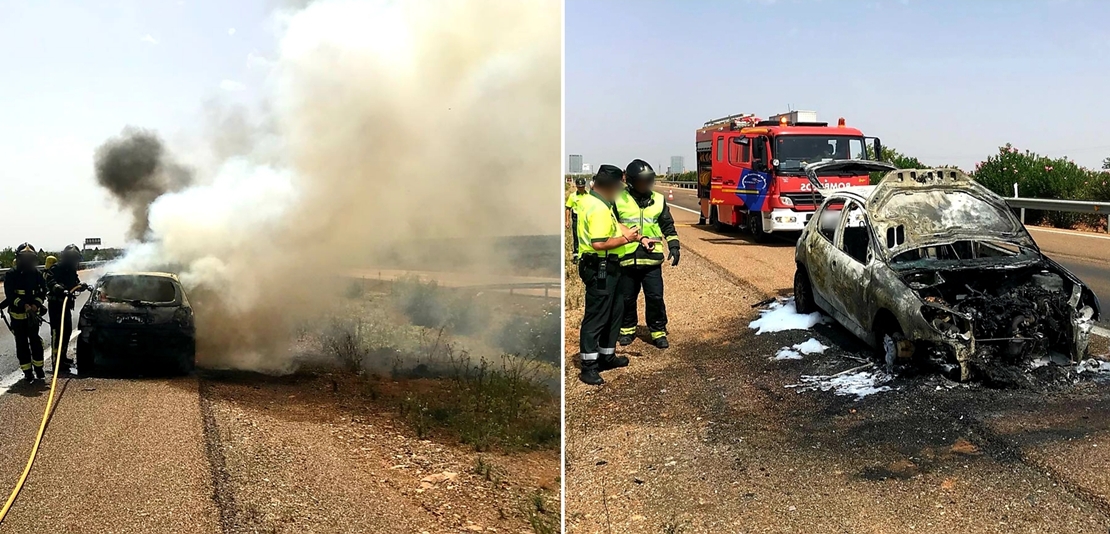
[[5, 243, 48, 384], [45, 244, 88, 375], [576, 164, 648, 385], [565, 176, 589, 264], [614, 159, 680, 350]]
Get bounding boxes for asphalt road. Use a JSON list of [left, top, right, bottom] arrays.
[[661, 186, 1110, 327]]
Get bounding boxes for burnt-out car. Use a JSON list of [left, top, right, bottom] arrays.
[[793, 161, 1101, 382], [75, 272, 196, 376]]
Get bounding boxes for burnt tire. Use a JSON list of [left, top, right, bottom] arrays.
[[876, 322, 912, 372], [75, 337, 97, 378], [793, 267, 817, 314]]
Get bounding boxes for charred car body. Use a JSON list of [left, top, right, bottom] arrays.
[[794, 161, 1101, 382], [76, 272, 196, 376]]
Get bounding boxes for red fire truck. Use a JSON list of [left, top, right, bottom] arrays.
[[695, 110, 882, 241]]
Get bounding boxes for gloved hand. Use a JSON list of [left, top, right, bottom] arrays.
[[669, 246, 680, 266]]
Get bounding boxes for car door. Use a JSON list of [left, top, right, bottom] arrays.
[[804, 198, 846, 313], [822, 200, 873, 338]]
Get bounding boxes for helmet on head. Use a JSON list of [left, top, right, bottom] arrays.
[[625, 159, 656, 184], [15, 243, 38, 270], [574, 176, 587, 187], [45, 256, 58, 269], [61, 244, 82, 266]]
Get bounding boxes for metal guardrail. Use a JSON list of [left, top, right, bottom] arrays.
[[1004, 197, 1110, 233], [1004, 197, 1110, 215], [657, 180, 697, 190], [465, 282, 560, 299], [0, 260, 111, 281]]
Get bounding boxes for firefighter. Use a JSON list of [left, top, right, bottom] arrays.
[[576, 164, 647, 385], [565, 176, 589, 264], [45, 244, 87, 375], [5, 243, 48, 384], [615, 159, 680, 350]]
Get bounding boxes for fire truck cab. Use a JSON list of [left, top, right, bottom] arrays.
[[695, 111, 882, 242]]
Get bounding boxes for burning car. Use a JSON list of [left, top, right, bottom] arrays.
[[793, 161, 1100, 382], [75, 272, 196, 376]]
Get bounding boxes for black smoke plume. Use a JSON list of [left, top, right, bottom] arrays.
[[94, 127, 194, 241]]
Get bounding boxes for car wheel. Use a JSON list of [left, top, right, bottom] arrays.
[[794, 267, 817, 314], [75, 336, 96, 378], [175, 341, 196, 376]]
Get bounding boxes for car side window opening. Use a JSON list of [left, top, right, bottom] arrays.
[[741, 141, 750, 163], [817, 200, 845, 242], [716, 137, 723, 162], [838, 201, 870, 264]]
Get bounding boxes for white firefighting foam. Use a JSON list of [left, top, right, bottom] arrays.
[[749, 298, 829, 335]]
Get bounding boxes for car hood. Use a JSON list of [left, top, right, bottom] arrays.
[[803, 159, 897, 191], [865, 168, 1037, 258]]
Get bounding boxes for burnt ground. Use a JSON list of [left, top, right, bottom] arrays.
[[564, 238, 1110, 533]]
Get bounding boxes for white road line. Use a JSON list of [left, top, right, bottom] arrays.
[[1026, 226, 1110, 241], [1093, 325, 1110, 339], [0, 369, 23, 395], [670, 203, 701, 215]]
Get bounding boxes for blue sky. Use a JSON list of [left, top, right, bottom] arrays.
[[0, 0, 276, 249], [566, 0, 1110, 174]]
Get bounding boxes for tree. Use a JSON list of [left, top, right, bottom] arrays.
[[1102, 156, 1109, 170]]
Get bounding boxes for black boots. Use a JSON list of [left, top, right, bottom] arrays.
[[599, 353, 629, 371], [33, 366, 45, 380], [579, 359, 603, 385], [653, 336, 669, 349], [22, 370, 35, 384], [617, 334, 634, 346]]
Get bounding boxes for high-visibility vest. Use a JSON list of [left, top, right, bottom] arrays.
[[614, 190, 666, 267], [576, 192, 619, 257]]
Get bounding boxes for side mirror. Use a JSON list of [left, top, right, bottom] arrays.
[[732, 137, 750, 145], [873, 138, 883, 161]]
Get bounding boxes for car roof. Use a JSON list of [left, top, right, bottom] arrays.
[[100, 271, 180, 281]]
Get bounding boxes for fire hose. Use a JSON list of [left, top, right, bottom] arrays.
[[0, 291, 75, 525]]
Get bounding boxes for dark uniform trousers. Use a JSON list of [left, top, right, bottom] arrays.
[[578, 255, 624, 361], [570, 213, 580, 255], [619, 265, 667, 338], [12, 317, 44, 371]]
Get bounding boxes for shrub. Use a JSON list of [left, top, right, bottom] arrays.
[[972, 145, 1095, 228]]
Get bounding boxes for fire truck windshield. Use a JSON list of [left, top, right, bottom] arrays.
[[774, 135, 868, 174]]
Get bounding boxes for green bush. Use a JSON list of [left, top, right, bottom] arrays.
[[972, 144, 1096, 228]]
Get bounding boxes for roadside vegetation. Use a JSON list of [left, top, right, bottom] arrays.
[[319, 275, 560, 453]]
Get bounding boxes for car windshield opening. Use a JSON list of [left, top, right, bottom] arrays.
[[891, 239, 1033, 267], [99, 276, 177, 304], [775, 135, 867, 173]]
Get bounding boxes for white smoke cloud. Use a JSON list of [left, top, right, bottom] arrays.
[[104, 0, 561, 372]]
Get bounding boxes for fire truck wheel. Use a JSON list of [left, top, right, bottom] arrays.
[[749, 212, 770, 243], [793, 267, 817, 314]]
